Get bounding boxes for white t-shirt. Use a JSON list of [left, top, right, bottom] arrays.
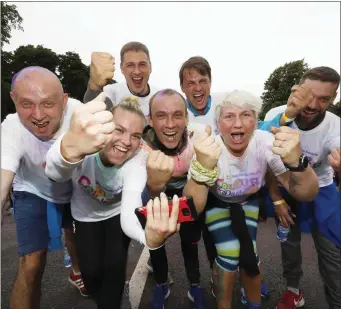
[[265, 106, 340, 187], [45, 136, 148, 244], [103, 82, 159, 120], [290, 112, 340, 187], [187, 92, 229, 135], [264, 105, 286, 121], [1, 98, 81, 204], [188, 130, 287, 204]]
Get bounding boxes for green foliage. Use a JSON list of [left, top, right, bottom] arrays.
[[58, 52, 90, 101], [328, 101, 341, 117], [259, 59, 309, 120], [1, 2, 23, 48]]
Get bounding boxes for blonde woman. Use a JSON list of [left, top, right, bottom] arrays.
[[45, 96, 176, 309]]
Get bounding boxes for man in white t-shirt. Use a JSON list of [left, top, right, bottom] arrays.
[[265, 67, 340, 309], [83, 41, 158, 120], [0, 67, 87, 309], [179, 56, 228, 135]]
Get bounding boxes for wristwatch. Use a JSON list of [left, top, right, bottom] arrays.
[[284, 154, 309, 172]]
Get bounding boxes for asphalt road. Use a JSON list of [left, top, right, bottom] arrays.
[[1, 214, 328, 309]]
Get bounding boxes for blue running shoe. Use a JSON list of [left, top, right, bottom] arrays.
[[240, 282, 271, 305], [187, 286, 207, 309], [151, 284, 170, 309]]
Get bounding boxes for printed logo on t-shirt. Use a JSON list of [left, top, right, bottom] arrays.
[[302, 149, 321, 169], [77, 175, 122, 203], [216, 171, 262, 197]]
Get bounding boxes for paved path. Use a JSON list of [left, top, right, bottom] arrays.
[[1, 214, 328, 309]]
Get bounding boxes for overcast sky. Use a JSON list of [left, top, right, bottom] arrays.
[[5, 2, 340, 100]]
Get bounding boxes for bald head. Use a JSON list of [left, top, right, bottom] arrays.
[[11, 66, 63, 95], [10, 66, 68, 138], [149, 88, 187, 117]]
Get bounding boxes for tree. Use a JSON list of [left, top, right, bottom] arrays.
[[259, 59, 309, 120], [328, 101, 341, 117], [1, 2, 23, 49], [1, 50, 15, 121], [10, 44, 60, 73], [58, 52, 89, 101]]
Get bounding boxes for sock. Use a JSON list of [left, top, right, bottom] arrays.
[[288, 286, 300, 295]]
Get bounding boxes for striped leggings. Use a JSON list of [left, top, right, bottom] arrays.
[[205, 200, 260, 272]]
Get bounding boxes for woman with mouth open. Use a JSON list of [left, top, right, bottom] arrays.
[[183, 90, 319, 309], [44, 95, 168, 309]]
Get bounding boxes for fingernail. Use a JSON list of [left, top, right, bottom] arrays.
[[160, 192, 166, 198], [173, 194, 179, 201]]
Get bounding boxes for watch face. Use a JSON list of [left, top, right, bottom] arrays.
[[301, 155, 309, 168]]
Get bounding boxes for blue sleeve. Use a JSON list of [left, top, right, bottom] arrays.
[[141, 185, 151, 205], [257, 112, 283, 132]]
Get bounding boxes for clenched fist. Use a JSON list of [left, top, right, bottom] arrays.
[[89, 52, 115, 90], [285, 84, 313, 119], [271, 126, 302, 167], [328, 148, 340, 173], [61, 93, 115, 162], [147, 150, 174, 193], [193, 126, 221, 170]]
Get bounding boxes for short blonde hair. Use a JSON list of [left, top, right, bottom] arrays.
[[113, 96, 146, 127], [215, 90, 263, 120]]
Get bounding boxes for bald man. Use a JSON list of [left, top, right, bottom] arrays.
[[1, 66, 87, 309]]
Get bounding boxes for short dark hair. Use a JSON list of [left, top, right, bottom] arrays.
[[120, 41, 150, 63], [179, 56, 211, 85], [149, 89, 187, 117], [300, 66, 340, 85]]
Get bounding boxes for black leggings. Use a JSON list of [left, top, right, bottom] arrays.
[[74, 215, 130, 309], [150, 212, 217, 285]]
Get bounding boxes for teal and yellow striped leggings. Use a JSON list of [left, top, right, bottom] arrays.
[[205, 200, 260, 272]]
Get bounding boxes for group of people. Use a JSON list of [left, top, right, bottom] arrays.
[[1, 41, 340, 309]]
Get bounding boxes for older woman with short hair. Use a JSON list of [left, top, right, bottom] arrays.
[[184, 90, 319, 309]]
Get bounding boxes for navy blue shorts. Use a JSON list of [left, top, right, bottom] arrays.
[[13, 191, 73, 257]]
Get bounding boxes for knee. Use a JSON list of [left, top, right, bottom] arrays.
[[104, 260, 126, 281], [180, 230, 201, 245], [18, 251, 47, 282], [215, 254, 239, 273]]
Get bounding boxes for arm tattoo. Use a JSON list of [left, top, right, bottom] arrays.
[[289, 173, 302, 194]]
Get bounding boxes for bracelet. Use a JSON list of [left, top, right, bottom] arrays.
[[147, 243, 165, 251], [273, 199, 285, 206], [282, 112, 295, 123], [190, 160, 218, 187]]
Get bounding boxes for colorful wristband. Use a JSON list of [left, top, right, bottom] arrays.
[[282, 112, 295, 123], [273, 199, 286, 206]]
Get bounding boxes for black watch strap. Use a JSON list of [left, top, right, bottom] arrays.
[[284, 155, 308, 172]]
